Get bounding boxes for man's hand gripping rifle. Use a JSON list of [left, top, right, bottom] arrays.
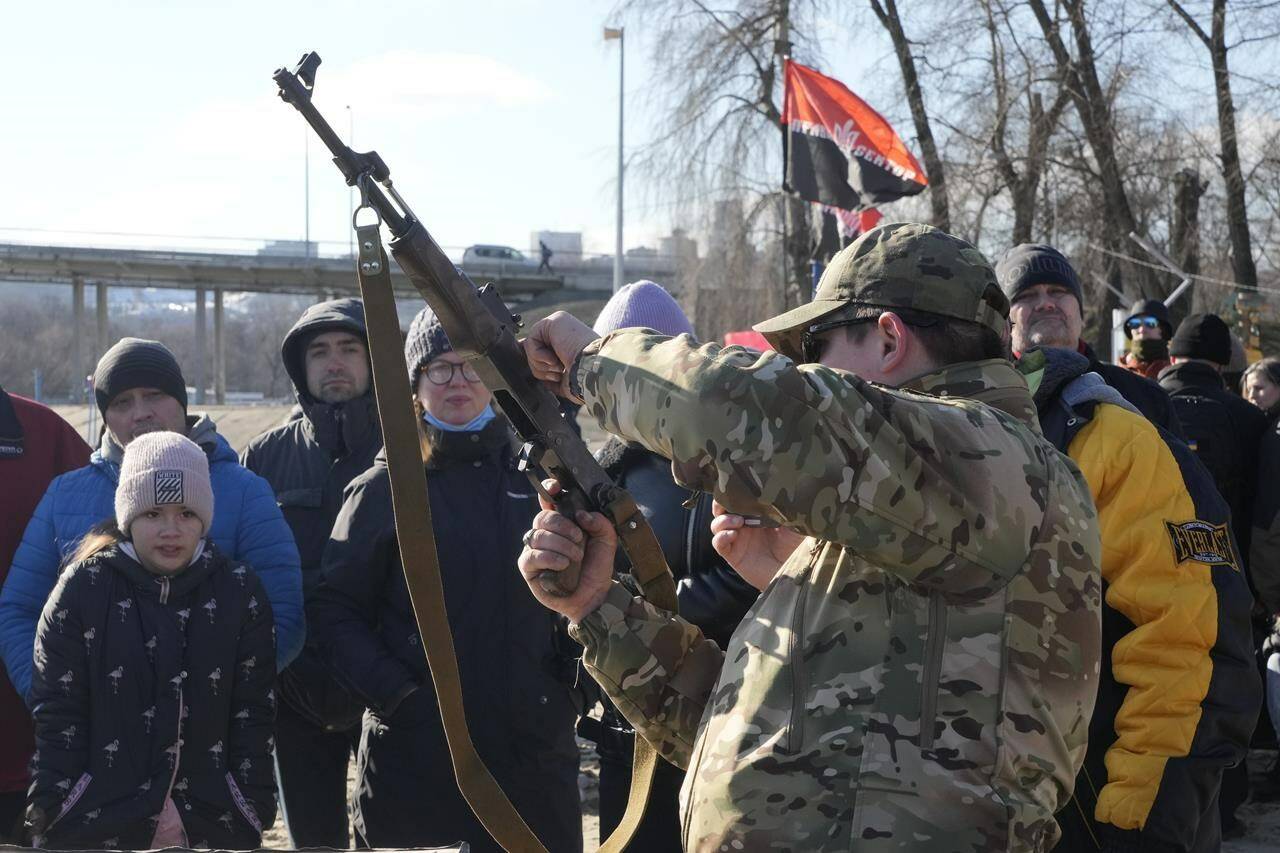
[[273, 52, 672, 603]]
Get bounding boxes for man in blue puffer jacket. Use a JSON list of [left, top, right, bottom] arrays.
[[0, 338, 303, 702]]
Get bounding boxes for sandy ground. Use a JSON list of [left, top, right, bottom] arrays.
[[259, 745, 1280, 851], [257, 737, 602, 850], [1223, 750, 1280, 852]]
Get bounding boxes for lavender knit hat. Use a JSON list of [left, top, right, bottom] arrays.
[[593, 280, 694, 338], [115, 432, 214, 535]]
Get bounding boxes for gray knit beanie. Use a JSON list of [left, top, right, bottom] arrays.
[[593, 280, 694, 338], [404, 306, 453, 386], [94, 338, 188, 416], [115, 432, 214, 535]]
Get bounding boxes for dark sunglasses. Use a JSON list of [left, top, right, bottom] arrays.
[[801, 317, 875, 364], [1125, 316, 1160, 330]]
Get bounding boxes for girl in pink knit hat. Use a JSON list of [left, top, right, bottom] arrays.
[[25, 432, 277, 849]]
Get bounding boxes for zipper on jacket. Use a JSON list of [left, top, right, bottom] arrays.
[[918, 591, 947, 750], [683, 496, 700, 576], [785, 543, 822, 751], [157, 577, 170, 605], [167, 685, 184, 795]]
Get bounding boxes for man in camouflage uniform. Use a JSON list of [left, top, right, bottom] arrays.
[[517, 223, 1103, 852]]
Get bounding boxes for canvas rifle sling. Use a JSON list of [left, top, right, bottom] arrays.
[[354, 222, 547, 852], [357, 221, 681, 853], [597, 499, 677, 853]]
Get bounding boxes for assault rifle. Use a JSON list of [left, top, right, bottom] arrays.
[[274, 52, 673, 853], [273, 51, 671, 600]]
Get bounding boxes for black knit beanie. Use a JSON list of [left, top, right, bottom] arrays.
[[93, 338, 188, 415], [403, 306, 453, 386], [1169, 313, 1232, 366], [994, 243, 1084, 313]]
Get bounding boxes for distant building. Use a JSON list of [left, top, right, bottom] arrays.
[[661, 228, 699, 265], [258, 240, 318, 258], [529, 231, 583, 261], [709, 199, 746, 255]]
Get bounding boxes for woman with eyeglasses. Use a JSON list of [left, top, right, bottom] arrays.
[[1117, 298, 1173, 379], [308, 307, 583, 852]]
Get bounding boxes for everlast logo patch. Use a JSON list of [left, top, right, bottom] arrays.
[[154, 470, 184, 505], [1164, 520, 1238, 570]]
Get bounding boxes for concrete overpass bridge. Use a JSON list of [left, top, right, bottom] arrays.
[[0, 241, 668, 403]]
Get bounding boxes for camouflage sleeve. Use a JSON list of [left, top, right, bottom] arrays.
[[569, 581, 724, 768], [576, 331, 1041, 595]]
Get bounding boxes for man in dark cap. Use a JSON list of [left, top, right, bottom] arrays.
[[516, 223, 1103, 851], [1118, 298, 1174, 379], [242, 299, 381, 848], [0, 338, 304, 708], [1158, 313, 1269, 837], [997, 243, 1183, 436], [1160, 314, 1265, 558]]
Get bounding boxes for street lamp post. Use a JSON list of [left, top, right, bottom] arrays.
[[304, 128, 311, 260], [605, 26, 625, 293], [347, 105, 354, 258]]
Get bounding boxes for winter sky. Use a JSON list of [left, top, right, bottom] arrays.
[[0, 1, 1263, 261]]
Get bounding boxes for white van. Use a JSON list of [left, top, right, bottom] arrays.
[[461, 245, 537, 268]]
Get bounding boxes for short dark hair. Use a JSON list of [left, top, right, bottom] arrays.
[[842, 305, 1009, 365]]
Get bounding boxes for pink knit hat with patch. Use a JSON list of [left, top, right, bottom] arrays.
[[115, 432, 214, 534]]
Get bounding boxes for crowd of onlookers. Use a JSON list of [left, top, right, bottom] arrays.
[[0, 295, 590, 851], [1115, 294, 1280, 830], [0, 232, 1278, 851]]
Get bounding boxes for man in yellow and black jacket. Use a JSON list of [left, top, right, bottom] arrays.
[[1021, 347, 1260, 852]]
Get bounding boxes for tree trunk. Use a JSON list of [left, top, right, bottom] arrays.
[[1209, 0, 1257, 289], [1171, 168, 1207, 279], [1168, 0, 1258, 289], [869, 0, 950, 231], [1028, 0, 1155, 306], [1171, 167, 1207, 317], [775, 0, 812, 308], [783, 194, 812, 308]]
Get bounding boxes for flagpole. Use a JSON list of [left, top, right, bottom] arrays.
[[614, 28, 625, 293]]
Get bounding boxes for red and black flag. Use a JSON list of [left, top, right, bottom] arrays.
[[813, 205, 884, 262], [783, 59, 927, 210]]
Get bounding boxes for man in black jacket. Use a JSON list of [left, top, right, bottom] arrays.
[[1159, 314, 1266, 563], [996, 243, 1184, 438], [1157, 313, 1269, 836], [241, 298, 381, 848]]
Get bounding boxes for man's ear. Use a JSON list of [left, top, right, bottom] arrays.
[[877, 312, 912, 372]]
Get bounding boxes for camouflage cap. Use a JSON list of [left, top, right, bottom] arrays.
[[754, 222, 1009, 361]]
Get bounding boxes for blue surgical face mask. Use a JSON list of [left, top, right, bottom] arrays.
[[422, 404, 496, 433]]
